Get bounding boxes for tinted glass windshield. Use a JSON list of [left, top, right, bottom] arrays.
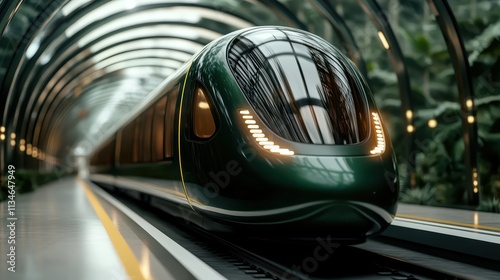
[[228, 27, 369, 145]]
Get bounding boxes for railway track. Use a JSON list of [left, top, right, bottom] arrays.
[[182, 224, 466, 280]]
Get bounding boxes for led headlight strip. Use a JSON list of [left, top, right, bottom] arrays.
[[370, 112, 386, 155], [239, 110, 294, 156]]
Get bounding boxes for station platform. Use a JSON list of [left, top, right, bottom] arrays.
[[0, 176, 226, 280], [1, 176, 499, 279], [381, 203, 500, 262]]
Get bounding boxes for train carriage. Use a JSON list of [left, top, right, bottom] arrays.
[[89, 26, 399, 244]]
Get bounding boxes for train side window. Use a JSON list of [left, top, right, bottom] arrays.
[[115, 130, 122, 164], [152, 95, 167, 161], [165, 86, 179, 158], [140, 108, 154, 163], [132, 119, 141, 163], [192, 86, 216, 139], [90, 139, 113, 166], [120, 122, 135, 164]]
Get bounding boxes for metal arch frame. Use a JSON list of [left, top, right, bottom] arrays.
[[30, 37, 200, 109], [4, 0, 259, 169], [0, 0, 65, 169], [1, 0, 68, 112], [25, 24, 250, 170], [20, 37, 226, 166], [357, 0, 414, 190], [50, 73, 165, 136], [307, 0, 368, 78], [43, 65, 176, 159], [426, 0, 479, 205], [256, 0, 308, 30], [1, 0, 74, 168], [33, 58, 180, 148], [11, 0, 256, 108], [26, 30, 210, 146], [0, 0, 23, 37], [27, 44, 190, 104], [21, 35, 202, 166], [13, 17, 216, 134]]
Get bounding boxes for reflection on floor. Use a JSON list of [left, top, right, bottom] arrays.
[[0, 177, 172, 280]]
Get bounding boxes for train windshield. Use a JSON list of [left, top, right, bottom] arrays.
[[227, 27, 369, 145]]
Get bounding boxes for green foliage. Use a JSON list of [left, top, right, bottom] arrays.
[[363, 1, 500, 211], [476, 197, 500, 213], [0, 169, 64, 201], [399, 185, 437, 205], [466, 21, 500, 65]]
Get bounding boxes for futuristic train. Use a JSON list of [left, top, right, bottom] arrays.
[[89, 26, 399, 243]]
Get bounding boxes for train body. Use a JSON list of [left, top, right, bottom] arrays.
[[89, 26, 399, 243]]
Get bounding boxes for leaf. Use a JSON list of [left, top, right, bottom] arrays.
[[466, 21, 500, 65], [475, 95, 500, 107], [413, 34, 431, 55], [453, 139, 465, 162], [415, 101, 460, 119]]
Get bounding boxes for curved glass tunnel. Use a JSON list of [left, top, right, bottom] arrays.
[[1, 0, 499, 212]]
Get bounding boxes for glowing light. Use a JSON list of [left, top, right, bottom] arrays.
[[240, 109, 294, 156], [10, 133, 16, 139], [279, 149, 294, 155], [0, 134, 4, 141], [474, 212, 478, 225], [10, 140, 16, 146], [466, 99, 474, 109], [473, 187, 478, 193], [377, 31, 390, 49], [472, 168, 479, 190], [405, 110, 413, 119], [467, 116, 475, 123], [370, 112, 386, 155], [0, 126, 4, 132], [20, 145, 25, 152], [407, 125, 415, 133], [198, 101, 209, 109], [428, 119, 437, 128], [20, 139, 25, 145], [270, 146, 281, 152]]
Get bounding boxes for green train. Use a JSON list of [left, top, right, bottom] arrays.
[[89, 26, 399, 243]]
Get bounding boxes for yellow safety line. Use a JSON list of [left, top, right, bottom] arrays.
[[79, 179, 146, 280], [397, 214, 500, 232], [178, 61, 195, 211]]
